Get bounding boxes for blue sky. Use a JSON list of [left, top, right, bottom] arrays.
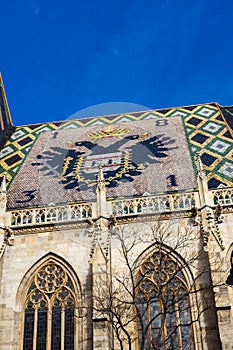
[[1, 0, 233, 125]]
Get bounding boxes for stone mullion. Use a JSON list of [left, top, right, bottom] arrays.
[[147, 298, 152, 348], [47, 304, 52, 350], [61, 306, 65, 350], [175, 301, 183, 350], [33, 305, 38, 350], [161, 300, 168, 350]]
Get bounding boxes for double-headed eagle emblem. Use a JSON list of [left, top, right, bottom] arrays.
[[32, 125, 177, 192]]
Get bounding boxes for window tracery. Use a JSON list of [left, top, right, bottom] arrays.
[[22, 262, 76, 350], [136, 252, 194, 350]]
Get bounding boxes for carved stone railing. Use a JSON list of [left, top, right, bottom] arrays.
[[110, 192, 198, 217], [212, 188, 233, 206], [9, 191, 199, 227], [10, 203, 94, 227]]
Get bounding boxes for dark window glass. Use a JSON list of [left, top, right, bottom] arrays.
[[36, 302, 47, 350], [52, 301, 61, 350], [23, 306, 34, 350], [179, 294, 194, 350], [65, 302, 75, 350]]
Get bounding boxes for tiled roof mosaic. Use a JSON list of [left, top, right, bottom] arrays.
[[7, 116, 196, 208], [0, 102, 232, 208]]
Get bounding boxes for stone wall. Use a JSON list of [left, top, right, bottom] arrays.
[[0, 207, 233, 349]]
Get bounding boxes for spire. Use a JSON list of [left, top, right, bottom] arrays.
[[0, 73, 15, 147]]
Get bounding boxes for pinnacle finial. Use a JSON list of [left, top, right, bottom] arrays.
[[96, 166, 108, 219], [195, 153, 213, 207], [196, 153, 203, 170], [98, 166, 104, 181], [195, 153, 206, 180], [97, 166, 105, 183], [0, 175, 6, 193]]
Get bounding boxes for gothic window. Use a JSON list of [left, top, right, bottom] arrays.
[[226, 251, 233, 285], [136, 252, 194, 350], [22, 262, 76, 350]]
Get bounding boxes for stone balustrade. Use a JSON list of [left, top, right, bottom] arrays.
[[8, 188, 233, 227], [110, 192, 198, 217], [212, 187, 233, 206], [10, 203, 94, 227], [9, 190, 199, 227]]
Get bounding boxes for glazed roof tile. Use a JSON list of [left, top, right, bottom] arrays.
[[0, 102, 232, 209]]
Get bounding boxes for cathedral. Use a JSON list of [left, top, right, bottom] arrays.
[[0, 73, 233, 350]]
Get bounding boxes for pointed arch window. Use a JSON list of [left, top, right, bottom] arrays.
[[22, 261, 76, 350], [136, 252, 194, 350]]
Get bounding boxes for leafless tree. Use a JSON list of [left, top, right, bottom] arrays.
[[91, 218, 223, 350]]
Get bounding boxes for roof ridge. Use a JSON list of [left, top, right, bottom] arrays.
[[15, 102, 218, 128]]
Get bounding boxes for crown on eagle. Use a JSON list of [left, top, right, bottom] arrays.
[[89, 126, 129, 141]]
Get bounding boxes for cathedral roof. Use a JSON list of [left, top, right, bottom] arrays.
[[0, 102, 232, 209]]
